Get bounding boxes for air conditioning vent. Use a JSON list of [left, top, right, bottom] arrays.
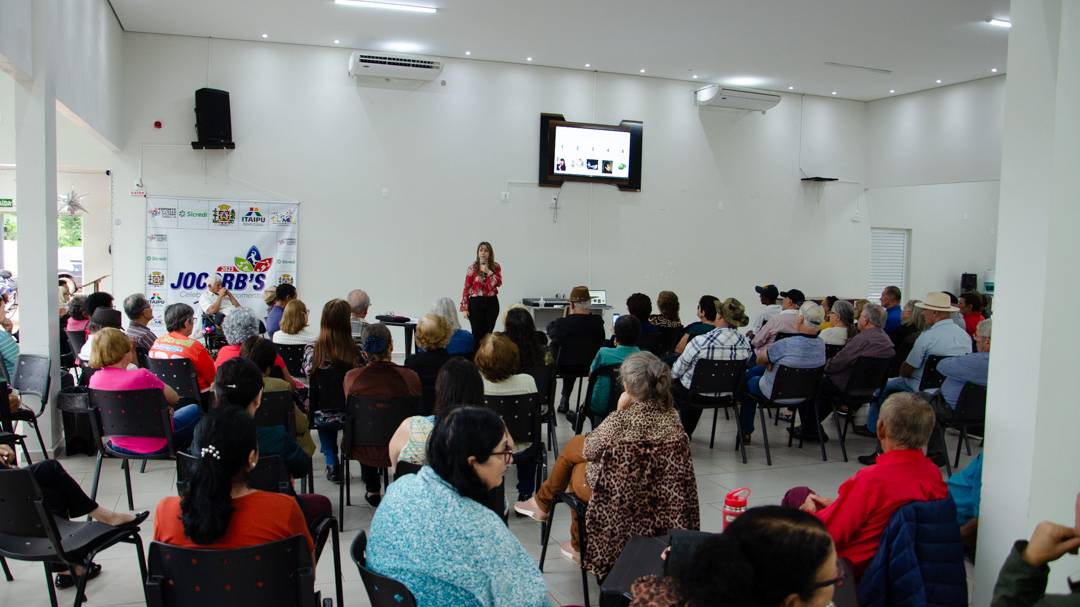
[[353, 54, 441, 70], [694, 85, 781, 112], [348, 51, 444, 81]]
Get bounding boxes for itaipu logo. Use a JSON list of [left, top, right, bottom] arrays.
[[148, 293, 165, 305], [271, 209, 295, 224], [170, 245, 272, 292], [147, 271, 165, 286], [241, 207, 267, 224], [212, 204, 236, 225]]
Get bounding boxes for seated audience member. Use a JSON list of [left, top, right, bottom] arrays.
[[751, 288, 805, 356], [432, 295, 475, 356], [389, 358, 485, 467], [66, 294, 90, 332], [404, 314, 454, 414], [742, 302, 826, 442], [476, 333, 539, 500], [992, 494, 1080, 606], [749, 284, 782, 338], [502, 306, 551, 370], [347, 288, 371, 339], [853, 299, 871, 324], [948, 452, 983, 554], [649, 290, 684, 330], [85, 291, 115, 321], [858, 292, 972, 462], [123, 293, 157, 353], [938, 318, 991, 410], [629, 506, 839, 607], [958, 291, 985, 337], [198, 274, 239, 319], [819, 300, 855, 346], [272, 299, 317, 345], [583, 314, 642, 425], [819, 296, 839, 330], [149, 303, 217, 392], [345, 323, 422, 506], [880, 285, 903, 335], [306, 299, 363, 483], [262, 286, 277, 315], [516, 352, 687, 564], [627, 292, 660, 335], [671, 297, 753, 436], [547, 285, 606, 412], [214, 308, 298, 385], [154, 406, 314, 553], [785, 393, 947, 578], [89, 327, 200, 453], [0, 443, 147, 588], [367, 407, 548, 606], [790, 303, 894, 443], [240, 337, 316, 456], [0, 316, 18, 380], [674, 295, 719, 355], [890, 299, 924, 348], [944, 291, 968, 330], [79, 307, 123, 363], [264, 283, 297, 338]]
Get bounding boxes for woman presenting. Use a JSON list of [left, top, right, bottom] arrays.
[[460, 241, 502, 346]]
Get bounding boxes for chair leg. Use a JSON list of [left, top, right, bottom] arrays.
[[1, 555, 12, 581], [140, 460, 148, 473], [338, 473, 346, 532], [122, 459, 135, 511], [43, 563, 59, 607], [814, 398, 827, 462], [345, 458, 351, 505], [538, 501, 556, 572], [577, 503, 590, 607], [89, 452, 104, 504], [18, 436, 33, 466], [708, 408, 718, 450], [73, 559, 91, 607], [133, 531, 150, 606], [723, 406, 730, 420], [736, 404, 748, 464], [30, 420, 49, 460], [331, 524, 344, 607], [954, 427, 967, 469], [759, 407, 772, 466]]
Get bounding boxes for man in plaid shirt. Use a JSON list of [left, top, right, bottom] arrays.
[[671, 297, 753, 436]]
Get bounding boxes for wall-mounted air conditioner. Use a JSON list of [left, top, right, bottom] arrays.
[[348, 51, 444, 81], [694, 85, 781, 112]]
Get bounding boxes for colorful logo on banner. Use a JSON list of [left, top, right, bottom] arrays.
[[148, 292, 165, 305], [148, 271, 166, 286], [170, 245, 273, 292], [241, 207, 267, 225], [278, 274, 294, 285], [212, 204, 236, 225], [179, 209, 208, 219], [150, 207, 177, 219], [271, 209, 295, 224]]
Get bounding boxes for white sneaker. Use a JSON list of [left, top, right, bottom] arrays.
[[513, 497, 548, 522], [559, 540, 580, 564]]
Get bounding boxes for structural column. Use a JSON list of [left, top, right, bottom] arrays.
[[975, 1, 1080, 602]]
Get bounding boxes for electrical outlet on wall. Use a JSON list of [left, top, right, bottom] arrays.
[[500, 191, 511, 201]]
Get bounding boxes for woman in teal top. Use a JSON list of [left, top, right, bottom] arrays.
[[588, 315, 642, 420], [388, 358, 485, 467], [368, 407, 549, 607]]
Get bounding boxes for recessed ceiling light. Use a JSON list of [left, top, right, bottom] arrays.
[[334, 0, 437, 14], [787, 86, 794, 90], [383, 41, 424, 53], [692, 75, 699, 79], [831, 91, 837, 95], [726, 76, 766, 87], [889, 89, 896, 94], [261, 33, 269, 39], [584, 63, 591, 68], [991, 67, 998, 72], [639, 68, 646, 73], [526, 56, 532, 62], [936, 79, 942, 84], [987, 18, 1012, 28], [333, 39, 341, 44], [465, 50, 471, 56]]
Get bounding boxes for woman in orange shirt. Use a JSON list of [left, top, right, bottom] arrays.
[[153, 406, 313, 553]]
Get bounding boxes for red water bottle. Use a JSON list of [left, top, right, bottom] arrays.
[[722, 487, 751, 530]]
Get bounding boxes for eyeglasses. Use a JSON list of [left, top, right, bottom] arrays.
[[491, 448, 515, 464]]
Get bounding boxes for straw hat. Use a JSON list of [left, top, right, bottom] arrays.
[[914, 292, 959, 313]]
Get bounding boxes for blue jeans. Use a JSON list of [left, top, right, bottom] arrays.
[[740, 365, 767, 434], [107, 403, 201, 456], [318, 428, 340, 467], [865, 377, 916, 430]]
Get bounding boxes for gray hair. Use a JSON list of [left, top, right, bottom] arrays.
[[861, 302, 887, 328], [619, 351, 673, 409], [347, 289, 370, 315], [431, 297, 462, 331], [831, 300, 855, 327], [222, 307, 260, 345], [164, 303, 195, 333], [207, 273, 223, 287], [976, 318, 992, 339], [798, 301, 824, 328], [879, 392, 935, 449], [123, 293, 150, 321]]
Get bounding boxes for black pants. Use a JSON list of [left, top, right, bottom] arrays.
[[360, 464, 383, 494], [468, 296, 499, 348], [672, 382, 703, 436], [797, 378, 842, 438], [30, 459, 99, 519]]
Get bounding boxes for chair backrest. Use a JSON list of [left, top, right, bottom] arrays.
[[88, 388, 174, 454], [248, 455, 293, 494], [14, 353, 51, 406], [768, 365, 824, 403], [583, 364, 623, 416], [393, 461, 422, 481], [175, 451, 199, 495], [276, 344, 307, 378], [65, 330, 88, 356], [344, 395, 422, 453], [553, 333, 604, 376], [825, 343, 845, 360], [525, 363, 556, 413], [0, 469, 69, 561], [687, 359, 744, 398], [636, 332, 664, 356], [483, 392, 542, 445], [843, 356, 893, 396], [58, 327, 76, 369], [255, 391, 297, 435], [145, 536, 318, 607], [349, 532, 418, 607], [135, 347, 150, 369], [953, 382, 988, 423], [657, 326, 684, 355], [146, 357, 201, 402], [918, 355, 951, 391], [309, 364, 351, 413]]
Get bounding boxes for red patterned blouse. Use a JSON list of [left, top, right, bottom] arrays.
[[460, 262, 503, 311]]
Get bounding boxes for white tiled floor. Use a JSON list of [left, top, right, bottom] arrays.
[[0, 390, 980, 607]]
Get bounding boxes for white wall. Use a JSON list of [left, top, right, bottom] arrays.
[[0, 0, 32, 77]]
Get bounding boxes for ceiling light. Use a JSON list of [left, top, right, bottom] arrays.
[[334, 0, 437, 14], [787, 85, 794, 90], [831, 91, 837, 95], [261, 33, 269, 39], [725, 75, 766, 87], [639, 68, 646, 73], [333, 39, 341, 44], [526, 56, 532, 62], [889, 89, 896, 94], [987, 18, 1012, 28], [584, 63, 590, 68], [692, 75, 699, 79], [465, 51, 471, 56], [383, 41, 424, 53], [991, 67, 998, 72], [936, 79, 942, 84]]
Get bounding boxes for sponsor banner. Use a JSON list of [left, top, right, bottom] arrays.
[[145, 197, 300, 336]]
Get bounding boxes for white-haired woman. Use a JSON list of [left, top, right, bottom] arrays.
[[432, 296, 475, 356]]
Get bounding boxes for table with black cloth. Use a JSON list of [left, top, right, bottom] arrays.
[[600, 534, 859, 607]]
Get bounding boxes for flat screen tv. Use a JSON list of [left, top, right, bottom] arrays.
[[539, 113, 643, 191]]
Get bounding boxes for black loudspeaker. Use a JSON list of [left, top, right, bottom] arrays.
[[191, 88, 235, 149], [961, 273, 977, 292]]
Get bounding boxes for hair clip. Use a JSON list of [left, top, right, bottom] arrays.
[[200, 445, 221, 460], [225, 384, 238, 389]]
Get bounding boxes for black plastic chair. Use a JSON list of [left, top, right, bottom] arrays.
[[135, 347, 150, 369], [525, 363, 559, 458], [340, 395, 421, 531], [484, 392, 547, 497], [538, 491, 591, 606], [827, 356, 893, 462], [11, 354, 53, 460], [145, 535, 331, 607], [256, 391, 298, 436], [636, 332, 664, 356], [941, 383, 987, 470], [145, 357, 202, 405], [65, 330, 88, 357], [87, 388, 175, 510], [685, 359, 745, 449], [350, 532, 417, 607], [0, 468, 148, 607], [0, 381, 33, 465], [657, 326, 684, 356], [745, 365, 824, 466], [393, 461, 422, 481], [307, 364, 352, 494], [576, 364, 622, 434], [825, 343, 845, 359], [553, 335, 604, 418], [918, 354, 951, 391], [277, 344, 308, 378]]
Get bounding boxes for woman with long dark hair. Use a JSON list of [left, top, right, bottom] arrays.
[[368, 406, 547, 606], [305, 298, 363, 482], [459, 241, 502, 346], [388, 357, 484, 467], [154, 406, 313, 552], [502, 306, 549, 370]]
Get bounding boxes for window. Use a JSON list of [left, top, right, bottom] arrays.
[[868, 228, 909, 301]]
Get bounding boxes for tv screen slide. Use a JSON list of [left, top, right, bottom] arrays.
[[552, 125, 632, 179]]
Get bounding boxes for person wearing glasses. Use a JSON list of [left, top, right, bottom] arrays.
[[630, 506, 840, 607], [367, 406, 548, 606]]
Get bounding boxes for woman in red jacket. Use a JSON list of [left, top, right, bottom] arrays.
[[460, 241, 502, 347]]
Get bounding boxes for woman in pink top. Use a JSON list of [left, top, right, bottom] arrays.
[[65, 295, 90, 332], [88, 328, 202, 454]]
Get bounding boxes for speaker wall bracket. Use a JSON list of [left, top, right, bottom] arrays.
[[191, 141, 236, 150]]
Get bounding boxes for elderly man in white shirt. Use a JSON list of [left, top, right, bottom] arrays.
[[198, 274, 240, 318]]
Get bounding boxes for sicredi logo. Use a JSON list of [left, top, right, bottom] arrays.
[[271, 209, 295, 224], [212, 204, 236, 225], [278, 258, 296, 266], [146, 255, 167, 263], [148, 271, 165, 286], [170, 245, 273, 292], [149, 207, 177, 219], [179, 209, 209, 219], [241, 207, 267, 224]]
